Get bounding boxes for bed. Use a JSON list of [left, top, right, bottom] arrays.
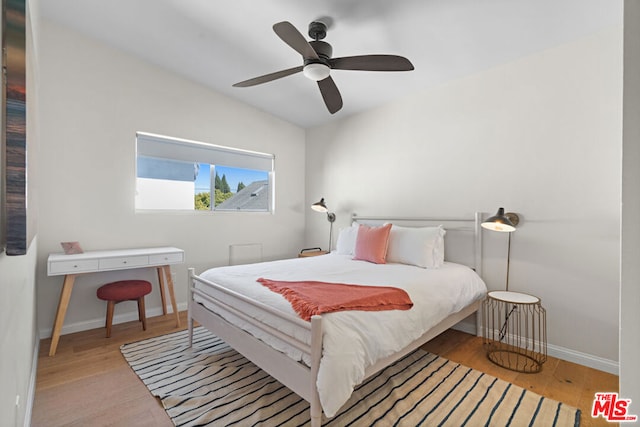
[[187, 213, 487, 426]]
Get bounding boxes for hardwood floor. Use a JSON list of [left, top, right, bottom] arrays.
[[421, 330, 619, 427], [32, 312, 185, 427], [32, 312, 618, 426]]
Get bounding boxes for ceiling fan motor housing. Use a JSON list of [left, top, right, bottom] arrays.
[[306, 40, 332, 66], [303, 41, 332, 80]]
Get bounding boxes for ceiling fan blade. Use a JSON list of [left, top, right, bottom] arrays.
[[232, 66, 303, 87], [317, 76, 343, 114], [330, 55, 414, 71], [273, 21, 319, 59]]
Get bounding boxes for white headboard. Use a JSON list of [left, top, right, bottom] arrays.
[[351, 212, 483, 276]]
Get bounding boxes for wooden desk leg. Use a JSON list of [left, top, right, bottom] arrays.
[[49, 274, 77, 356], [158, 265, 180, 327], [163, 265, 181, 327], [156, 267, 168, 315]]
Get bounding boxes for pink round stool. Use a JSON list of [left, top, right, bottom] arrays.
[[96, 280, 152, 337]]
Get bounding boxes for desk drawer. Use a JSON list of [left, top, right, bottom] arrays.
[[49, 259, 100, 275], [99, 255, 149, 270], [149, 252, 184, 265]]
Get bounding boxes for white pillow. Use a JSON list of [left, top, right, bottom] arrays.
[[335, 223, 359, 255], [386, 225, 446, 268]]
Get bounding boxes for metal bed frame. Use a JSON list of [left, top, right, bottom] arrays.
[[187, 212, 484, 426]]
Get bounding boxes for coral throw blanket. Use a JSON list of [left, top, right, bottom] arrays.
[[257, 278, 413, 321]]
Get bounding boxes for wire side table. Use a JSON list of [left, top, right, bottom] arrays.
[[483, 291, 547, 373]]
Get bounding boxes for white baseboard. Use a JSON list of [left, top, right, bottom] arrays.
[[454, 320, 619, 375], [38, 303, 188, 339], [546, 342, 619, 375], [453, 320, 477, 336]]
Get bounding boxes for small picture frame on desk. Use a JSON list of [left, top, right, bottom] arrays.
[[60, 241, 83, 255]]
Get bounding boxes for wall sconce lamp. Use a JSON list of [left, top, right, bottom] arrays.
[[311, 198, 336, 251], [481, 207, 520, 291]]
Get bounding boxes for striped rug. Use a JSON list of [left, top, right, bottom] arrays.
[[121, 327, 580, 427]]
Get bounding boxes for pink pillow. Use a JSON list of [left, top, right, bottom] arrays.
[[353, 223, 392, 264]]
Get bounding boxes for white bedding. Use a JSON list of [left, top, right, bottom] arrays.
[[196, 253, 487, 417]]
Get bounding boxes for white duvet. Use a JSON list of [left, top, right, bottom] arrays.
[[197, 253, 487, 417]]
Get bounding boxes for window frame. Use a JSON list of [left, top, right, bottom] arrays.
[[135, 132, 275, 213]]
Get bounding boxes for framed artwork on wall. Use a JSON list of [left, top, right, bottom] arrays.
[[2, 0, 27, 255]]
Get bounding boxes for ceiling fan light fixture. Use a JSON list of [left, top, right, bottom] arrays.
[[303, 63, 330, 81]]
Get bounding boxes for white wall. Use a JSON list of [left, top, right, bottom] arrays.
[[0, 1, 40, 425], [36, 20, 306, 337], [0, 241, 38, 427], [305, 28, 622, 372], [620, 0, 640, 409]]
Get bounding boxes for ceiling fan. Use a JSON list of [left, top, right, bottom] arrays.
[[232, 20, 414, 114]]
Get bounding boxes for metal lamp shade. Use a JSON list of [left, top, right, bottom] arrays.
[[481, 207, 518, 232]]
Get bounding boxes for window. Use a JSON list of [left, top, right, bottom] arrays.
[[136, 132, 274, 212]]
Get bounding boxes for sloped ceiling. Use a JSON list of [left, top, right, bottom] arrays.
[[40, 0, 622, 128]]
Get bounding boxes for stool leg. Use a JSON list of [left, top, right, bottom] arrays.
[[138, 296, 147, 331], [105, 301, 115, 338]]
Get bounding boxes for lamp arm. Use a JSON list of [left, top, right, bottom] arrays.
[[327, 212, 335, 251], [329, 222, 333, 252], [506, 232, 511, 291]]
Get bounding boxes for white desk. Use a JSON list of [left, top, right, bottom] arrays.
[[47, 246, 184, 356]]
